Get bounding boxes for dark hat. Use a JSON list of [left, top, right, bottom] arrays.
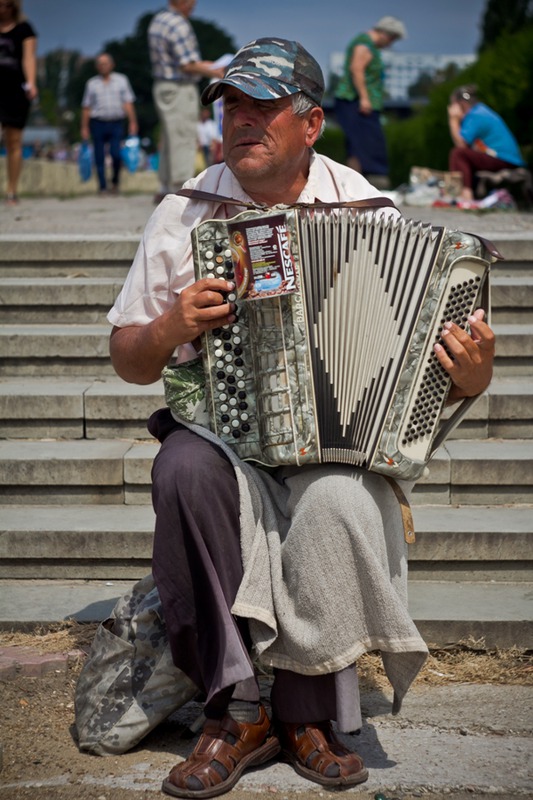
[[201, 37, 324, 107]]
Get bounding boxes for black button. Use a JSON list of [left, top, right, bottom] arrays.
[[214, 242, 223, 253], [221, 414, 229, 423], [228, 386, 236, 394], [227, 375, 236, 383], [239, 401, 248, 410], [222, 331, 232, 340], [235, 358, 244, 367], [216, 371, 225, 379], [238, 391, 246, 399], [241, 423, 250, 432], [232, 430, 241, 438]]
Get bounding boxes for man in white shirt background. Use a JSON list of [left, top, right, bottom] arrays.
[[80, 52, 138, 195]]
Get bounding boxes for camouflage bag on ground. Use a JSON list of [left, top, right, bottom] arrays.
[[74, 573, 198, 755]]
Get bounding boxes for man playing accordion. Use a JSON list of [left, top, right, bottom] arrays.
[[108, 38, 495, 797]]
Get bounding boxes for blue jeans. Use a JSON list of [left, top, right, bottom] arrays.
[[89, 118, 125, 190]]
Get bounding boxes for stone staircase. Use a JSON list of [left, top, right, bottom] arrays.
[[0, 233, 532, 647]]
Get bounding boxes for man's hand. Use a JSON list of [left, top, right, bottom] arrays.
[[434, 309, 495, 404], [166, 277, 236, 345], [109, 278, 236, 384]]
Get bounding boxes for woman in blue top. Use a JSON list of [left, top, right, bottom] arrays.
[[447, 84, 525, 203]]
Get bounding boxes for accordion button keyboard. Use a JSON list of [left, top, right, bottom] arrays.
[[197, 233, 259, 450]]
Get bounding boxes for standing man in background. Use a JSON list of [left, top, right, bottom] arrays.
[[148, 0, 224, 204], [335, 16, 406, 189], [80, 52, 138, 195]]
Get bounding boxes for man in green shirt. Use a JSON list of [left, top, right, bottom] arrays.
[[335, 16, 406, 188]]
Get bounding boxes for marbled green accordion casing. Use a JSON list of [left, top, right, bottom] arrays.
[[185, 208, 493, 481]]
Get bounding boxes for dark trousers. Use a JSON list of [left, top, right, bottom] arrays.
[[335, 98, 389, 176], [89, 117, 124, 190], [148, 409, 354, 724], [449, 146, 516, 191]]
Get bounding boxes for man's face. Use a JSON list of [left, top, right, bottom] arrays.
[[96, 56, 113, 76], [221, 88, 315, 186]]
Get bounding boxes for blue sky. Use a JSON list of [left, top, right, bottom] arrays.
[[24, 0, 487, 78]]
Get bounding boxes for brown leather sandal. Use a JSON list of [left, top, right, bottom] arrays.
[[277, 720, 369, 787], [162, 704, 280, 798]]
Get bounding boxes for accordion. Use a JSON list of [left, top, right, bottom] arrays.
[[191, 206, 497, 481]]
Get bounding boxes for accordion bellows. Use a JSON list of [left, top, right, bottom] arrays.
[[191, 208, 495, 481]]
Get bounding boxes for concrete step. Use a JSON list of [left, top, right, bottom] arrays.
[[0, 377, 165, 439], [0, 277, 124, 323], [0, 235, 138, 277], [412, 438, 533, 505], [0, 438, 531, 506], [491, 275, 533, 323], [1, 503, 530, 581], [489, 235, 533, 276], [0, 376, 531, 440], [0, 505, 155, 579], [409, 505, 533, 581], [0, 577, 530, 648], [0, 323, 114, 376], [1, 322, 531, 378], [0, 439, 139, 505]]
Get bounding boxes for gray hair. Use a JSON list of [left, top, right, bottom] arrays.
[[291, 92, 326, 136]]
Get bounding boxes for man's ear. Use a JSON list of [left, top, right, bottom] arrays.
[[305, 107, 325, 147]]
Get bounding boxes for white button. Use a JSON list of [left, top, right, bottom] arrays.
[[226, 364, 234, 373], [214, 339, 222, 347], [237, 380, 245, 388], [236, 370, 244, 378], [222, 425, 231, 434], [230, 409, 239, 417], [225, 354, 233, 362], [217, 382, 225, 391], [206, 261, 214, 269], [229, 397, 237, 406], [205, 250, 214, 259], [214, 349, 223, 357], [219, 392, 227, 401], [220, 404, 228, 413], [206, 272, 215, 279], [225, 249, 232, 258], [233, 336, 241, 345], [231, 419, 240, 428], [216, 266, 225, 275]]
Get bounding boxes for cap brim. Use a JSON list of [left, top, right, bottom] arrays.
[[201, 74, 300, 106]]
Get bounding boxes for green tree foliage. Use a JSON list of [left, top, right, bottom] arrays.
[[479, 0, 533, 51], [385, 22, 533, 187]]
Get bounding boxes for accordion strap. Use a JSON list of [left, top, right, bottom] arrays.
[[176, 187, 397, 212], [385, 477, 416, 544]]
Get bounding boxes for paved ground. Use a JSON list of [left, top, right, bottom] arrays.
[[1, 192, 532, 238]]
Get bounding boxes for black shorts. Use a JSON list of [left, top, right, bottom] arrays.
[[0, 82, 31, 129]]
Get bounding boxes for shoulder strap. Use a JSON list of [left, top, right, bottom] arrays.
[[175, 188, 398, 212]]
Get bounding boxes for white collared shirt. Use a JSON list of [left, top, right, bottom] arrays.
[[82, 72, 135, 120], [108, 152, 397, 364]]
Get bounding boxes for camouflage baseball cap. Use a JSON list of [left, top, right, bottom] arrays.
[[201, 37, 324, 107]]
